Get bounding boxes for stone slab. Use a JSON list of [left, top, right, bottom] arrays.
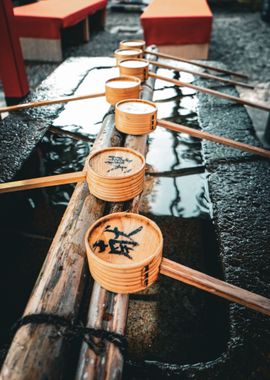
[[0, 57, 115, 182]]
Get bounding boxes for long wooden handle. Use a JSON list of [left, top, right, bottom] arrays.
[[158, 119, 270, 159], [0, 171, 86, 194], [161, 258, 270, 316], [148, 59, 254, 89], [0, 92, 105, 114], [150, 72, 270, 112], [145, 49, 248, 79]]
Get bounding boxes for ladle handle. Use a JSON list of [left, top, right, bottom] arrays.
[[158, 119, 270, 159], [144, 49, 249, 79], [0, 92, 105, 114], [150, 72, 270, 112], [0, 171, 86, 194], [161, 258, 270, 317]]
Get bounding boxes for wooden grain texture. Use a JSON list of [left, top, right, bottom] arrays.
[[161, 258, 270, 317], [105, 76, 141, 105], [0, 171, 86, 193], [75, 177, 146, 380], [0, 92, 105, 113], [119, 40, 146, 51], [0, 54, 155, 380], [75, 72, 156, 380], [0, 111, 123, 380], [145, 49, 249, 79], [115, 99, 157, 135], [158, 119, 270, 159], [85, 212, 162, 293], [114, 48, 142, 65], [87, 147, 145, 201], [148, 59, 254, 89], [150, 72, 270, 111], [119, 59, 149, 81]]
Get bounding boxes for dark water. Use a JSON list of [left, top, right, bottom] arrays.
[[0, 65, 228, 369]]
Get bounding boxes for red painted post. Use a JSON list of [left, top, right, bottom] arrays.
[[0, 0, 29, 102]]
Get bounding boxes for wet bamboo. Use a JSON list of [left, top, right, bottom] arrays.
[[144, 49, 248, 79], [0, 112, 122, 379], [75, 74, 156, 380], [0, 92, 105, 114], [148, 59, 254, 89], [158, 119, 270, 159], [161, 258, 270, 317], [75, 137, 147, 380], [0, 171, 86, 194], [150, 72, 270, 112]]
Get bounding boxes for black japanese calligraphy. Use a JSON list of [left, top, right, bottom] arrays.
[[105, 155, 133, 174], [93, 225, 143, 260]]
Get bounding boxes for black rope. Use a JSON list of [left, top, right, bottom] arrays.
[[1, 313, 127, 364]]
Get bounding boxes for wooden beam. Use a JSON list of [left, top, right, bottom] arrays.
[[75, 68, 156, 380], [0, 112, 122, 379], [150, 72, 270, 112], [161, 258, 270, 317]]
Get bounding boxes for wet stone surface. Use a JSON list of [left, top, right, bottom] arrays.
[[125, 217, 227, 366], [0, 58, 269, 379], [0, 58, 114, 183]]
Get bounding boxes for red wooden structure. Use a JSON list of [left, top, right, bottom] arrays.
[[0, 0, 29, 101]]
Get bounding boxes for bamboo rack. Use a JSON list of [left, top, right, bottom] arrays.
[[1, 49, 269, 380], [0, 65, 254, 115], [0, 113, 121, 379], [0, 55, 158, 380], [144, 49, 249, 79], [1, 109, 269, 197]]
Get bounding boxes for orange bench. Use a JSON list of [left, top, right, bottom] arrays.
[[140, 0, 213, 59], [14, 0, 107, 61]]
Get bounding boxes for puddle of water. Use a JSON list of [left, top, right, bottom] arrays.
[[53, 66, 118, 136], [0, 62, 228, 370], [143, 174, 208, 218], [22, 66, 118, 209], [124, 216, 228, 370], [141, 68, 206, 218]]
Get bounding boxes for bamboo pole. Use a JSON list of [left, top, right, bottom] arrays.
[[161, 258, 270, 317], [75, 137, 147, 380], [148, 59, 254, 89], [158, 119, 270, 159], [0, 92, 105, 114], [144, 49, 249, 79], [0, 112, 123, 379], [0, 171, 86, 194], [75, 64, 156, 380], [149, 72, 270, 112]]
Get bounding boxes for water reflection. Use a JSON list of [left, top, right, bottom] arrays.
[[143, 175, 207, 218], [35, 64, 209, 216], [141, 67, 208, 218], [34, 66, 117, 208], [53, 66, 118, 136]]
